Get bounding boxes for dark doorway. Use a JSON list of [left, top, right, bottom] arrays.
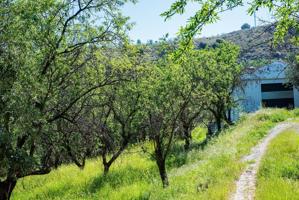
[[261, 83, 293, 92], [261, 83, 294, 108]]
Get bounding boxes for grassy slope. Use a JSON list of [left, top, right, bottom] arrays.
[[256, 128, 299, 200], [12, 109, 299, 200]]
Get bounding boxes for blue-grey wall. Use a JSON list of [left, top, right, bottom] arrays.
[[232, 62, 299, 121]]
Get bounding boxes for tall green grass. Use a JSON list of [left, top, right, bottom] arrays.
[[256, 129, 299, 200], [12, 109, 299, 200]]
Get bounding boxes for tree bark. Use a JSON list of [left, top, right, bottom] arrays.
[[103, 162, 111, 175], [102, 151, 111, 176], [156, 158, 169, 188], [101, 140, 128, 176], [215, 116, 222, 133], [227, 108, 232, 124], [224, 110, 234, 126], [184, 136, 191, 150], [183, 127, 191, 150], [154, 142, 169, 187], [0, 179, 17, 200]]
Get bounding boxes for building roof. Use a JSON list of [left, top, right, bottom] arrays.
[[242, 62, 287, 81]]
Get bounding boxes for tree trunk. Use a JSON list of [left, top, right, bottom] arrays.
[[0, 179, 17, 200], [183, 128, 191, 150], [153, 133, 169, 187], [207, 122, 214, 139], [216, 117, 222, 133], [156, 158, 169, 188], [155, 144, 169, 187], [103, 162, 111, 175], [101, 141, 128, 176], [184, 136, 190, 150], [225, 110, 234, 126], [227, 108, 232, 124], [102, 151, 111, 176]]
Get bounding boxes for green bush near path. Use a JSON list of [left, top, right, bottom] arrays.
[[12, 109, 299, 200], [256, 129, 299, 200]]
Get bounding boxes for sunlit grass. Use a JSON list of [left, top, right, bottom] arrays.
[[12, 109, 299, 200], [256, 129, 299, 200]]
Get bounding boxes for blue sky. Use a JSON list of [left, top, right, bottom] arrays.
[[122, 0, 273, 42]]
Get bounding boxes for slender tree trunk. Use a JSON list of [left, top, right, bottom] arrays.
[[183, 127, 191, 150], [224, 109, 234, 126], [102, 153, 112, 176], [101, 141, 128, 176], [184, 136, 190, 150], [102, 151, 111, 176], [156, 158, 169, 188], [209, 107, 222, 133], [103, 163, 111, 175], [0, 179, 17, 200], [227, 108, 232, 124], [207, 122, 214, 139], [215, 116, 222, 133], [154, 142, 169, 187]]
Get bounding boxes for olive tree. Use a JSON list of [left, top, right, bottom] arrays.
[[177, 41, 242, 142], [203, 42, 243, 131], [140, 40, 191, 187], [142, 65, 187, 187], [92, 46, 150, 175]]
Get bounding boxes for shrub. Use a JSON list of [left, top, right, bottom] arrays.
[[241, 23, 251, 30], [198, 42, 207, 49]]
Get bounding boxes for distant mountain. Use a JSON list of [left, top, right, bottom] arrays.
[[195, 24, 298, 65]]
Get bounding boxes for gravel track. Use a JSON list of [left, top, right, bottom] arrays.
[[231, 122, 296, 200]]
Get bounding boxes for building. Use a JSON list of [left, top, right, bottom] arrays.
[[233, 62, 299, 119]]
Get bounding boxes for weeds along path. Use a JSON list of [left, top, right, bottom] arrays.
[[231, 122, 296, 200]]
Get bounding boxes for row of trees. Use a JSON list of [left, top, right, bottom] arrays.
[[0, 0, 243, 199]]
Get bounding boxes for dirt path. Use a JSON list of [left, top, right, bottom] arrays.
[[231, 122, 295, 200]]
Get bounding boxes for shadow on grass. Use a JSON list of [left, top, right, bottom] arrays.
[[33, 184, 72, 200], [87, 165, 158, 194], [86, 127, 235, 197], [166, 123, 240, 169], [166, 143, 189, 169], [166, 139, 211, 169]]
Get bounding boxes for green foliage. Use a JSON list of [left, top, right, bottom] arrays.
[[162, 0, 243, 55], [137, 40, 243, 185], [286, 54, 299, 87], [2, 1, 298, 199], [191, 126, 207, 143], [0, 0, 134, 197], [256, 109, 292, 122], [181, 41, 243, 130], [256, 129, 299, 200], [0, 1, 246, 195]]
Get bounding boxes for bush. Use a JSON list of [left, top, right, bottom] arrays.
[[241, 23, 251, 30], [198, 42, 207, 49]]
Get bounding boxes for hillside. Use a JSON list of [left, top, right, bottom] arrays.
[[12, 109, 299, 200], [195, 24, 299, 64]]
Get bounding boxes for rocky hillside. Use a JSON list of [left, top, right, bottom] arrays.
[[195, 24, 298, 65]]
